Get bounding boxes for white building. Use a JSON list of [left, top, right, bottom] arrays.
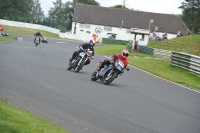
[[72, 4, 188, 45]]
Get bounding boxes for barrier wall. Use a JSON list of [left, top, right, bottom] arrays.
[[138, 45, 172, 58], [0, 19, 91, 42], [102, 38, 129, 45], [171, 52, 200, 76]]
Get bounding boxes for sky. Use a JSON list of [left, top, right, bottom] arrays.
[[40, 0, 185, 16]]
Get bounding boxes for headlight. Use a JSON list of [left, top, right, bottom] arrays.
[[117, 66, 122, 71]]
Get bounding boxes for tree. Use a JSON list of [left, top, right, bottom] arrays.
[[30, 0, 44, 24], [0, 0, 34, 22], [48, 0, 100, 31], [49, 0, 69, 30], [111, 4, 129, 9], [179, 0, 200, 33]]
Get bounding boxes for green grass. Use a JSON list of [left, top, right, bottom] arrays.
[[0, 100, 71, 133], [1, 25, 60, 39], [148, 34, 200, 56], [0, 36, 17, 42], [95, 44, 200, 90]]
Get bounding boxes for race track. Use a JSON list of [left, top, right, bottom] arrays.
[[0, 35, 200, 133]]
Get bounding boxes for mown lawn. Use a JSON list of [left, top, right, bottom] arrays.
[[0, 100, 71, 133]]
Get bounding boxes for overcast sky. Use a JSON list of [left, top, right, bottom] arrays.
[[40, 0, 184, 16]]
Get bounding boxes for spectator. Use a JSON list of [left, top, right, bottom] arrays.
[[157, 32, 163, 41], [92, 34, 98, 43], [162, 32, 168, 39], [177, 30, 182, 37], [0, 25, 4, 35]]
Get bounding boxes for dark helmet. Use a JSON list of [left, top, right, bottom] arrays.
[[89, 40, 95, 47]]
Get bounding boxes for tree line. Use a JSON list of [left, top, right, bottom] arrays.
[[179, 0, 200, 33], [0, 0, 199, 33]]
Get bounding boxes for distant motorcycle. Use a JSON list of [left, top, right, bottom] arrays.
[[41, 37, 48, 43], [34, 36, 40, 46], [91, 59, 129, 85], [67, 49, 93, 72], [1, 31, 9, 36]]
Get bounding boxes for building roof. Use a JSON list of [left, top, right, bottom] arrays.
[[73, 3, 188, 34]]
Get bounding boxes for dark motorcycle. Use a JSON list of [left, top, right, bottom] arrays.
[[67, 49, 93, 72], [34, 36, 40, 46], [91, 59, 129, 85], [41, 37, 48, 43], [1, 31, 9, 36]]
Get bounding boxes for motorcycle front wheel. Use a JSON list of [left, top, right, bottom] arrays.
[[91, 71, 98, 81], [75, 60, 85, 73], [103, 72, 117, 85], [67, 63, 72, 70]]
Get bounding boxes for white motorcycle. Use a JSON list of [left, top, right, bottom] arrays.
[[67, 49, 93, 72]]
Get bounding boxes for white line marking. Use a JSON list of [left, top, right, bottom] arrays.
[[56, 42, 66, 43]]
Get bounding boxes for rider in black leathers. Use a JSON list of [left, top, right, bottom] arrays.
[[69, 40, 95, 65], [34, 31, 43, 44]]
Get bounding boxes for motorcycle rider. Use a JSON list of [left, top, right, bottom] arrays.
[[69, 40, 95, 65], [34, 31, 43, 44], [96, 49, 129, 72]]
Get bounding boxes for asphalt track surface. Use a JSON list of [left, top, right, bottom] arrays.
[[0, 35, 200, 133]]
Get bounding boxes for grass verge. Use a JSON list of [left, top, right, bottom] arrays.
[[95, 44, 200, 90], [148, 34, 200, 56], [0, 36, 17, 42], [0, 100, 71, 133], [1, 25, 60, 39]]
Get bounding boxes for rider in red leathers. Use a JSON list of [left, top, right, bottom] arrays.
[[97, 49, 129, 72]]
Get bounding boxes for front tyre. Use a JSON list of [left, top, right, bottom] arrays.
[[91, 71, 98, 81], [67, 63, 72, 70], [103, 72, 117, 85], [75, 60, 85, 73]]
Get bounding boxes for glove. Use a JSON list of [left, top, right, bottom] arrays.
[[109, 57, 115, 63]]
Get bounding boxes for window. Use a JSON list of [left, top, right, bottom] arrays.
[[126, 29, 131, 33], [104, 26, 112, 31], [79, 23, 85, 28], [79, 23, 91, 29]]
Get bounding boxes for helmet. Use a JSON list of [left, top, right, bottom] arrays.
[[121, 49, 129, 58], [89, 40, 95, 47]]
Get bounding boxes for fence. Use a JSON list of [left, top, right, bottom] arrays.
[[102, 38, 128, 45], [171, 52, 200, 76], [138, 45, 172, 58]]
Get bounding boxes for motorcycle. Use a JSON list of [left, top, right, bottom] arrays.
[[1, 31, 9, 36], [67, 49, 93, 72], [34, 36, 40, 46], [41, 37, 48, 43], [91, 59, 129, 85]]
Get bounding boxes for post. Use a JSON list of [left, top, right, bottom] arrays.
[[149, 19, 153, 32], [148, 19, 153, 43]]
